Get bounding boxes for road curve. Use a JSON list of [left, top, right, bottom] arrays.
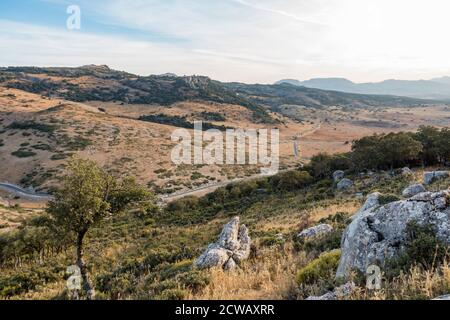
[[0, 183, 53, 201]]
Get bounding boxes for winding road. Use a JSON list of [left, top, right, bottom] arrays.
[[0, 183, 54, 201]]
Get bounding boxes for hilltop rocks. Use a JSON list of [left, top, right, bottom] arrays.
[[336, 190, 450, 279], [424, 171, 449, 185], [402, 184, 426, 198], [194, 217, 251, 271], [337, 178, 353, 190], [298, 224, 333, 240], [333, 170, 345, 182]]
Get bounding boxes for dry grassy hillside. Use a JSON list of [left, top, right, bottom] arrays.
[[1, 84, 449, 197], [0, 87, 308, 196]]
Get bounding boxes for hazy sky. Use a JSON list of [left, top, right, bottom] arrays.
[[2, 0, 450, 83]]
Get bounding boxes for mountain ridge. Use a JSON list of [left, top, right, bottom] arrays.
[[276, 76, 450, 100]]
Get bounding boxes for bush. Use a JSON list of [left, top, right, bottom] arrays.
[[301, 230, 344, 255], [297, 250, 341, 285], [378, 194, 401, 205], [270, 170, 313, 191], [8, 121, 58, 134], [160, 260, 193, 280], [167, 196, 200, 212], [11, 150, 37, 158], [307, 153, 352, 179], [386, 222, 449, 277], [176, 270, 210, 293], [155, 288, 187, 300]]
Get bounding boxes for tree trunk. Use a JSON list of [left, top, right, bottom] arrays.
[[76, 231, 95, 300]]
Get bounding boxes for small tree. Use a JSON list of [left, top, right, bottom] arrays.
[[47, 158, 154, 299]]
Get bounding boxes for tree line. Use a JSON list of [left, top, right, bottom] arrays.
[[308, 126, 450, 179]]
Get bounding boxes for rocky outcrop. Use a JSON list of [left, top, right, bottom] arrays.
[[336, 190, 450, 279], [306, 282, 355, 300], [401, 167, 413, 175], [194, 217, 251, 271], [333, 170, 345, 182], [337, 178, 353, 190], [402, 184, 426, 198], [424, 171, 449, 185], [298, 224, 333, 240]]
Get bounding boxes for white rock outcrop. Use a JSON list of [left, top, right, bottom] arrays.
[[402, 184, 426, 198], [298, 224, 333, 240], [401, 167, 413, 175], [194, 217, 251, 271], [336, 190, 450, 279], [337, 178, 353, 190], [424, 171, 449, 185], [333, 170, 345, 182], [306, 282, 355, 300]]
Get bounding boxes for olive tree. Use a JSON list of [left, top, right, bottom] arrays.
[[47, 158, 154, 299]]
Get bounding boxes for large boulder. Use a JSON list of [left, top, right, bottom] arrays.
[[424, 171, 449, 185], [333, 170, 345, 182], [298, 224, 333, 240], [336, 190, 450, 279], [402, 184, 426, 198], [337, 178, 353, 190], [194, 217, 251, 271]]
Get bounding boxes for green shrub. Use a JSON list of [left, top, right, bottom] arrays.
[[32, 144, 52, 151], [8, 121, 58, 133], [386, 222, 449, 277], [297, 250, 341, 285], [11, 150, 37, 158], [155, 288, 187, 300], [160, 260, 193, 280], [301, 230, 344, 255], [177, 271, 210, 293], [167, 196, 199, 212], [260, 232, 285, 247], [378, 194, 401, 205], [270, 170, 313, 191], [51, 153, 70, 160]]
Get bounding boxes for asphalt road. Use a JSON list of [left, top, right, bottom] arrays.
[[0, 183, 53, 201]]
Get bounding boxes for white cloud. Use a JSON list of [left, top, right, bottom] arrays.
[[3, 0, 450, 83]]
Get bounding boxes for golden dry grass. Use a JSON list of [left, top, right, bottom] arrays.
[[188, 244, 306, 300], [350, 264, 450, 300]]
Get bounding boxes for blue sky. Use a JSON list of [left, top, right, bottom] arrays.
[[1, 0, 450, 83]]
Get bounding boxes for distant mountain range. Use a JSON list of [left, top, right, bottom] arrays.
[[276, 77, 450, 100], [0, 66, 432, 125]]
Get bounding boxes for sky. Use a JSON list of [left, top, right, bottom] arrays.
[[2, 0, 450, 83]]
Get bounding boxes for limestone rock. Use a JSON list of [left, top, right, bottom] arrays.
[[298, 224, 333, 240], [336, 190, 450, 279], [194, 217, 251, 271], [402, 184, 426, 198], [333, 170, 345, 182], [401, 167, 413, 175], [337, 178, 353, 190], [424, 171, 449, 185], [306, 282, 355, 300]]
